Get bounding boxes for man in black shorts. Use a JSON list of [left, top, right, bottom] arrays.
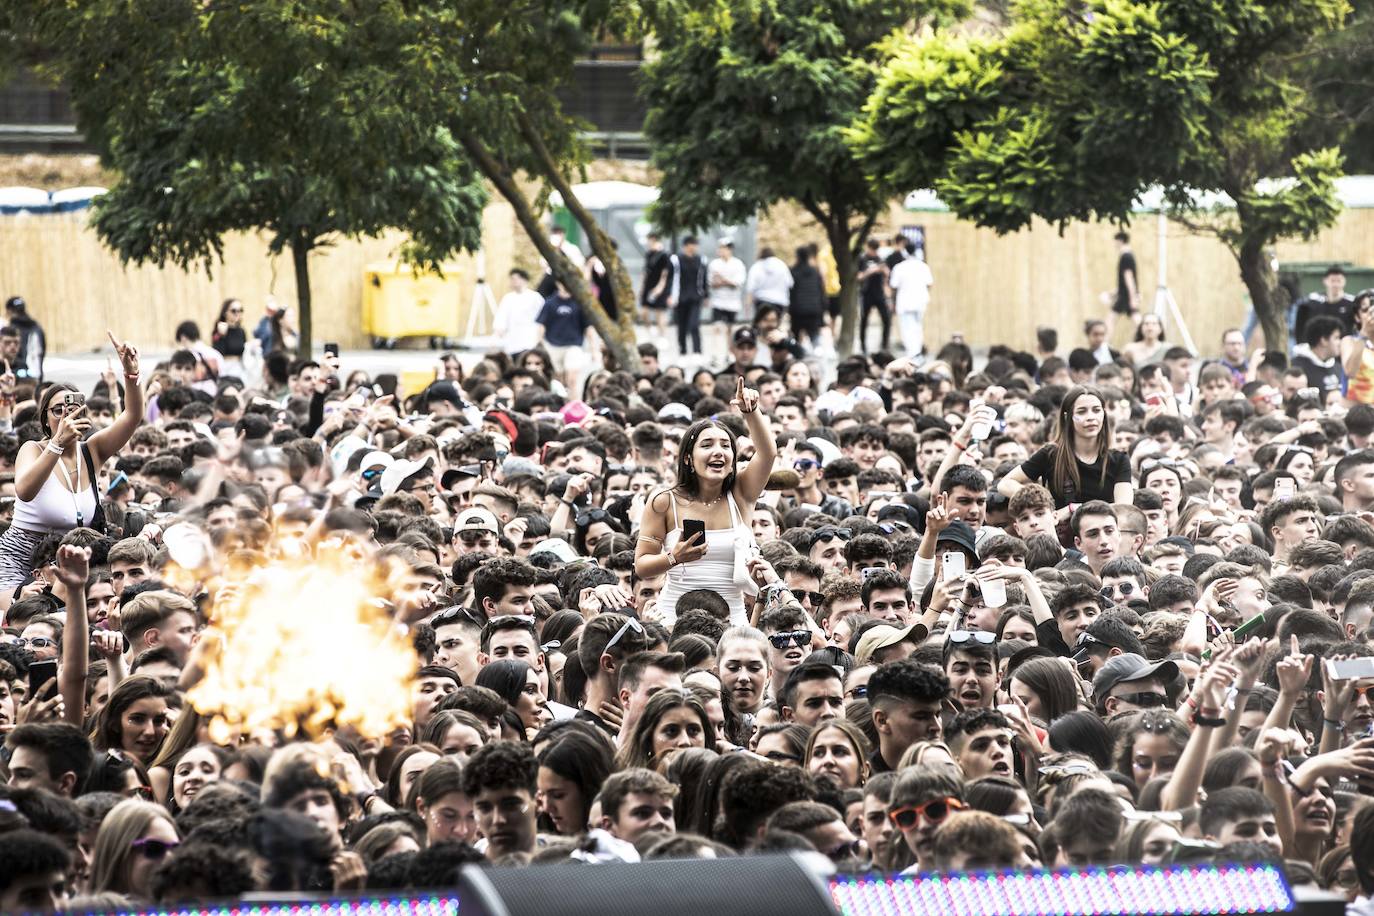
[[641, 231, 671, 339], [1106, 230, 1140, 336]]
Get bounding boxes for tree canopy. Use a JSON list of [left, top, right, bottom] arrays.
[[642, 0, 964, 355], [13, 0, 490, 355], [851, 0, 1350, 350]]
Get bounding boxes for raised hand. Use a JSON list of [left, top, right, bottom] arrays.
[[54, 404, 91, 448], [1274, 635, 1314, 697], [107, 330, 139, 377], [926, 493, 952, 536], [52, 545, 91, 592], [732, 376, 759, 414]]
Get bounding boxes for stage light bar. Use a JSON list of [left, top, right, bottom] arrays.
[[62, 894, 461, 916], [828, 863, 1295, 916]]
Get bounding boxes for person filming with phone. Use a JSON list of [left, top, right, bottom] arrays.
[[0, 331, 143, 605], [634, 376, 776, 626]]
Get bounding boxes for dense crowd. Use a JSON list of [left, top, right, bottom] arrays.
[[6, 278, 1374, 914]]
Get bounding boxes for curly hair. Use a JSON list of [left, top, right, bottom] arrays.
[[461, 740, 537, 797]]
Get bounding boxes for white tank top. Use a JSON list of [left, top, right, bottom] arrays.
[[657, 490, 755, 626], [13, 442, 98, 533]]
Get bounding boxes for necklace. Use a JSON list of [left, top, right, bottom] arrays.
[[52, 441, 85, 527], [693, 490, 725, 508]]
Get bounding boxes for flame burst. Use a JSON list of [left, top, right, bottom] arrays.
[[189, 545, 417, 745]]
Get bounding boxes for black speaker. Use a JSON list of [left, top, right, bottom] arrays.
[[455, 852, 839, 916]]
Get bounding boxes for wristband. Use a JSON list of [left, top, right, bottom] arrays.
[[1193, 713, 1226, 728], [951, 440, 967, 452], [45, 441, 64, 455], [666, 553, 677, 569], [1324, 716, 1346, 733]]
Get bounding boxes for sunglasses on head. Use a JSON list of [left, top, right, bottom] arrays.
[[431, 606, 482, 629], [768, 630, 811, 650], [576, 509, 611, 527], [889, 796, 965, 830], [946, 630, 996, 646], [605, 616, 646, 653], [810, 526, 852, 546], [483, 614, 536, 637]]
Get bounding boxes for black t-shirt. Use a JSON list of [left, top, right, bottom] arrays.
[[641, 249, 670, 305], [859, 254, 887, 305], [1019, 444, 1131, 508], [1116, 251, 1137, 308]]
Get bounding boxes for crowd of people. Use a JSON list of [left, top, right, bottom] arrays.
[[6, 278, 1374, 914]]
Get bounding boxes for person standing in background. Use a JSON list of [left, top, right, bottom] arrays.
[[493, 269, 546, 357], [789, 246, 827, 351], [1105, 231, 1140, 337], [641, 232, 672, 340], [707, 240, 747, 350], [4, 296, 45, 383], [670, 236, 707, 357], [746, 246, 793, 317], [858, 238, 891, 354], [888, 248, 933, 359]]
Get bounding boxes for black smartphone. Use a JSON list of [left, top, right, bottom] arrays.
[[28, 659, 58, 697], [683, 518, 707, 544], [324, 342, 339, 358]]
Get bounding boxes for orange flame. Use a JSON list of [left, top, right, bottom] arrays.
[[188, 545, 417, 744]]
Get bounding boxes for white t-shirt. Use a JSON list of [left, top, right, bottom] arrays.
[[889, 258, 934, 313], [708, 256, 747, 313], [493, 288, 547, 354], [746, 256, 794, 306]]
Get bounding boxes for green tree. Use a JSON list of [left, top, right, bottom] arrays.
[[13, 0, 489, 356], [404, 0, 644, 370], [851, 0, 1349, 351], [641, 0, 963, 356]]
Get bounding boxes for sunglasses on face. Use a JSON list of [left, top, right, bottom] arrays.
[[845, 685, 868, 699], [826, 839, 863, 861], [1101, 582, 1137, 598], [768, 630, 811, 650], [889, 796, 966, 830], [791, 589, 825, 607], [793, 459, 820, 471], [1113, 691, 1169, 709], [18, 636, 55, 649], [946, 630, 997, 646], [131, 838, 179, 861]]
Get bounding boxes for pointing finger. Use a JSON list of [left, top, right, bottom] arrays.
[[106, 329, 123, 351]]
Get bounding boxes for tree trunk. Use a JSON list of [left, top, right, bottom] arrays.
[[1236, 236, 1286, 352], [457, 132, 636, 371], [831, 229, 861, 357], [515, 112, 638, 365], [291, 236, 313, 357]]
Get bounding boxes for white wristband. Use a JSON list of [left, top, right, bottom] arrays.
[[46, 441, 64, 455]]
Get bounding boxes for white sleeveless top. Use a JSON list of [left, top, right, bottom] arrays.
[[13, 442, 98, 533], [656, 490, 756, 627]]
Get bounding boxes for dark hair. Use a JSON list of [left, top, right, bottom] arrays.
[[1051, 386, 1113, 500], [1010, 657, 1080, 721], [779, 662, 844, 713], [1199, 786, 1274, 838], [536, 727, 614, 834], [867, 658, 949, 706], [674, 419, 737, 500], [1046, 710, 1114, 770], [473, 659, 534, 710], [0, 828, 71, 894], [92, 675, 173, 754], [462, 740, 538, 796], [36, 382, 79, 438], [5, 723, 94, 792]]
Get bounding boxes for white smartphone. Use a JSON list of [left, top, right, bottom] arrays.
[[1326, 657, 1374, 681], [941, 552, 966, 582], [1274, 477, 1296, 501], [981, 577, 1007, 608]]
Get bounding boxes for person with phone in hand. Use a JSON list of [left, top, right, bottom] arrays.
[[634, 376, 776, 626], [0, 332, 143, 607]]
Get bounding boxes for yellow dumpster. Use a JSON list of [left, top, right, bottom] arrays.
[[362, 262, 464, 342]]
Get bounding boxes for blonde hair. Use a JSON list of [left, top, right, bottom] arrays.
[[89, 799, 177, 895]]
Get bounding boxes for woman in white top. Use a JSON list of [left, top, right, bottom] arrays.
[[0, 333, 143, 600], [635, 378, 775, 625]]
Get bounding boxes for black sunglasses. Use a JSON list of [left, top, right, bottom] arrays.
[[576, 508, 612, 527], [810, 526, 852, 547], [791, 589, 825, 607], [768, 630, 810, 650], [1113, 691, 1169, 709]]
